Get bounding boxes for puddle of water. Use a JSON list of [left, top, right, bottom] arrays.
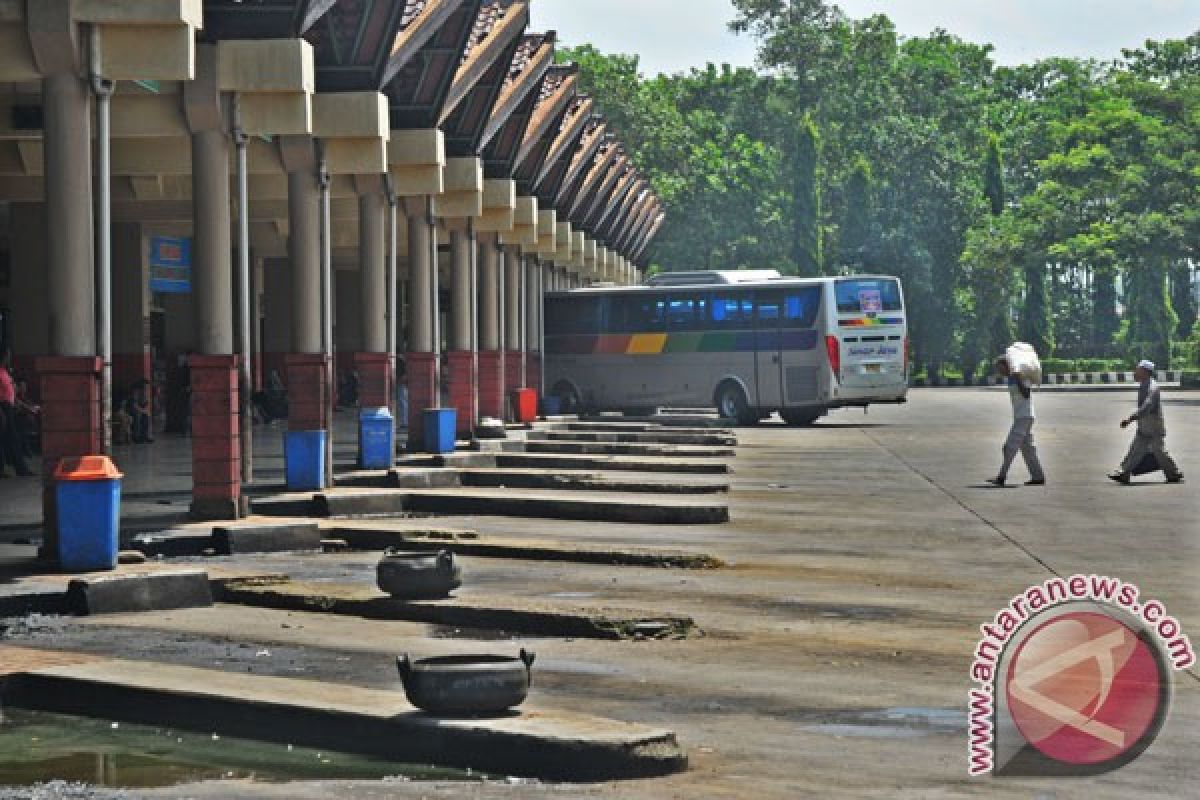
[[801, 707, 967, 739], [0, 709, 481, 788]]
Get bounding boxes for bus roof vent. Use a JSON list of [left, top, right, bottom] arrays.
[[644, 269, 783, 287]]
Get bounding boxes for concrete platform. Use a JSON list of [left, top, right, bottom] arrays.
[[528, 431, 738, 447], [523, 440, 735, 458], [580, 413, 733, 428], [1, 652, 687, 781], [217, 578, 697, 640], [338, 466, 730, 495], [252, 488, 730, 525], [495, 452, 732, 475], [329, 523, 724, 568]]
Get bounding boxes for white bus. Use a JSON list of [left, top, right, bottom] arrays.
[[543, 271, 908, 425]]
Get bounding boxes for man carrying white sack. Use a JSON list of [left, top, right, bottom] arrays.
[[987, 354, 1046, 487], [1108, 359, 1184, 485]]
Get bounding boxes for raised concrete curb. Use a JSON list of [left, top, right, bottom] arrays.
[[65, 570, 213, 615], [3, 657, 687, 780], [211, 522, 322, 555], [332, 525, 724, 569], [217, 578, 697, 640]]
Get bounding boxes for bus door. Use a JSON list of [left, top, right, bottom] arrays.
[[753, 290, 784, 408]]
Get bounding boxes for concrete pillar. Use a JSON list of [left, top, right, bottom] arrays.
[[405, 203, 438, 447], [525, 257, 542, 399], [446, 227, 477, 436], [188, 128, 242, 520], [285, 169, 330, 448], [353, 188, 392, 463], [503, 244, 523, 403], [37, 71, 101, 557], [477, 236, 503, 420]]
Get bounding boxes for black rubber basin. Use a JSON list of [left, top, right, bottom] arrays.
[[396, 651, 535, 715]]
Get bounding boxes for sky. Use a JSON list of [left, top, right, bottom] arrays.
[[530, 0, 1200, 76]]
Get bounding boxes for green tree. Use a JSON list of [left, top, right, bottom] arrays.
[[792, 114, 823, 275]]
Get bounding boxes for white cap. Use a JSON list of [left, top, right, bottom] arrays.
[[1137, 359, 1155, 372]]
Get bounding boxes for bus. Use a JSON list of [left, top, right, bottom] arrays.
[[543, 271, 908, 425]]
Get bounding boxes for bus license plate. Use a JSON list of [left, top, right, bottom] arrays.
[[864, 364, 881, 373]]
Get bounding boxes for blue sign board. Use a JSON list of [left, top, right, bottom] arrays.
[[148, 236, 191, 294]]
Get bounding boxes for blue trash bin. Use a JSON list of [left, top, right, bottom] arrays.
[[54, 456, 122, 572], [541, 395, 562, 416], [285, 430, 327, 490], [359, 407, 395, 469], [422, 408, 457, 454]]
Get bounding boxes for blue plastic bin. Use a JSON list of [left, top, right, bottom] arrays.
[[54, 456, 122, 572], [422, 408, 457, 454], [541, 395, 562, 416], [285, 430, 327, 490], [359, 407, 395, 469]]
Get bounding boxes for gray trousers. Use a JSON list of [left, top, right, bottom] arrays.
[[1120, 432, 1181, 478], [1000, 417, 1045, 481]]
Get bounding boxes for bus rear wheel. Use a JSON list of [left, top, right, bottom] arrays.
[[780, 408, 823, 427], [716, 383, 756, 426]]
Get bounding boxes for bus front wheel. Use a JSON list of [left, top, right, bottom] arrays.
[[715, 383, 756, 426], [780, 408, 823, 427]]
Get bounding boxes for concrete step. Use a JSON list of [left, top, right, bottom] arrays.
[[523, 440, 735, 458], [529, 431, 738, 447], [218, 578, 697, 640], [3, 654, 686, 781], [495, 452, 731, 475], [253, 488, 730, 525]]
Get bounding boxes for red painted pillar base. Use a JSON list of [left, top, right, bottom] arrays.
[[405, 352, 438, 450], [478, 351, 505, 421], [189, 355, 243, 521], [503, 350, 524, 420], [36, 356, 102, 560], [354, 352, 393, 409], [445, 351, 477, 437], [286, 354, 331, 432]]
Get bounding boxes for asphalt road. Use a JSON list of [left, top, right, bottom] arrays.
[[2, 387, 1196, 799]]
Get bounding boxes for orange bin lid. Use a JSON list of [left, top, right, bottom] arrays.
[[53, 455, 123, 481]]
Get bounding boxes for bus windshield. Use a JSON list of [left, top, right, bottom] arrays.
[[835, 278, 903, 314]]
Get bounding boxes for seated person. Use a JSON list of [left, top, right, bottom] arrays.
[[123, 379, 153, 443]]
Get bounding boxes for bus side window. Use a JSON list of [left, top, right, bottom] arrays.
[[667, 293, 706, 331], [710, 292, 754, 329], [783, 288, 821, 328]]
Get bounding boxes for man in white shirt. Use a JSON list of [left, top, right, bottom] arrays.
[[988, 356, 1046, 487], [1108, 360, 1183, 484]]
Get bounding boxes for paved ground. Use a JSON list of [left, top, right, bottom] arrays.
[[0, 388, 1197, 798]]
